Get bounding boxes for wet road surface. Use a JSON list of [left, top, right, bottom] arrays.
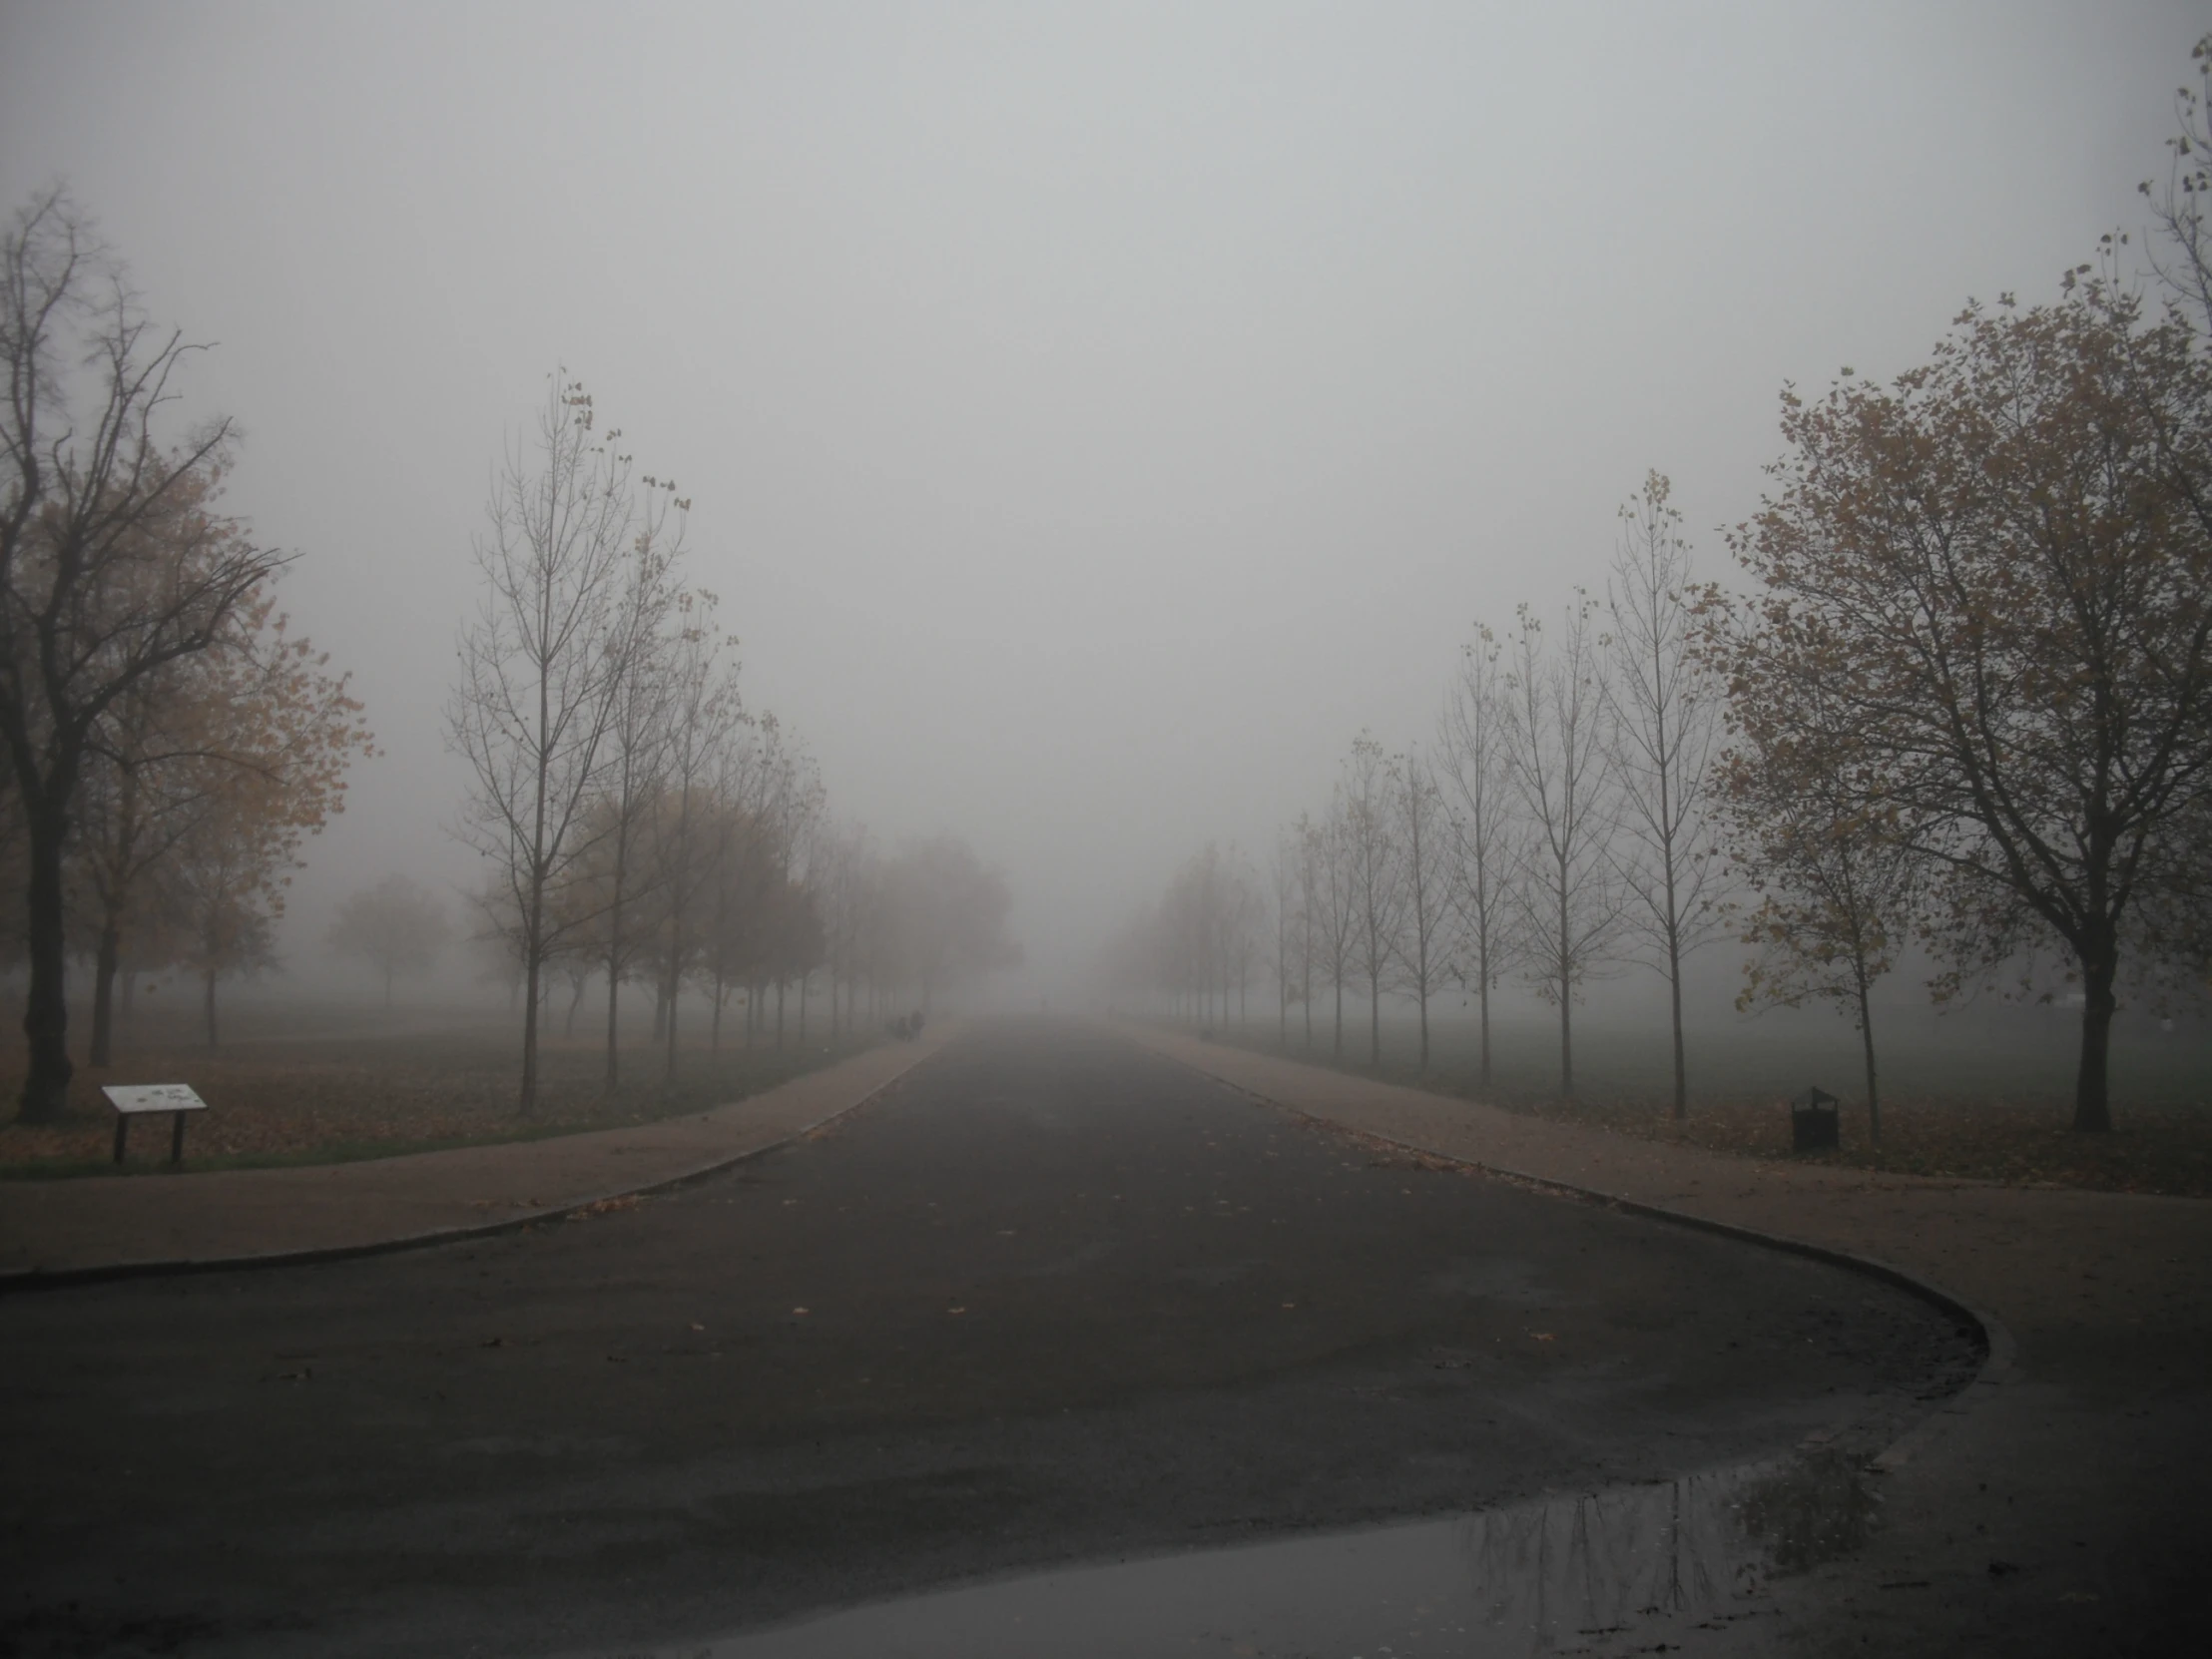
[[1, 1020, 1977, 1656]]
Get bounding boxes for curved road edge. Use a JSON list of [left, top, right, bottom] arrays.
[[0, 1026, 960, 1293], [1109, 1021, 2023, 1459]]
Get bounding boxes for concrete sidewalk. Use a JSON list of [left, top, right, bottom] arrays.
[[1119, 1020, 2212, 1655], [0, 1029, 953, 1284]]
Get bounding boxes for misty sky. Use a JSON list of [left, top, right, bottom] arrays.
[[2, 1, 2202, 993]]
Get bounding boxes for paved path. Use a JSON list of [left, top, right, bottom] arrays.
[[4, 1016, 2205, 1656], [0, 1029, 955, 1281], [1120, 1021, 2212, 1657], [3, 1020, 1967, 1659]]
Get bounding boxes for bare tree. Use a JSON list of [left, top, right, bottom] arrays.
[[1310, 806, 1359, 1060], [1604, 472, 1725, 1120], [328, 873, 452, 1011], [2, 189, 287, 1119], [1293, 813, 1322, 1050], [1500, 598, 1622, 1100], [816, 822, 876, 1044], [1339, 734, 1405, 1068], [588, 518, 679, 1087], [447, 375, 668, 1114], [1393, 747, 1451, 1074], [1222, 843, 1264, 1028], [645, 591, 744, 1082], [1270, 827, 1303, 1045], [2139, 32, 2212, 338], [73, 672, 210, 1062], [1436, 623, 1523, 1091]]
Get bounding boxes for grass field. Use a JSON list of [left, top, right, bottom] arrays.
[[0, 996, 867, 1179], [1201, 1001, 2212, 1196]]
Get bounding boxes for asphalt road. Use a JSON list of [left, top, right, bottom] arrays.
[[1, 1020, 1978, 1657]]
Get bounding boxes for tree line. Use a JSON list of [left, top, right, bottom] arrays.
[[0, 186, 1022, 1127], [1, 189, 372, 1121], [1115, 40, 2212, 1136], [445, 376, 1019, 1115]]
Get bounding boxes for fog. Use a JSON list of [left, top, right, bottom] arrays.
[[2, 0, 2200, 1010]]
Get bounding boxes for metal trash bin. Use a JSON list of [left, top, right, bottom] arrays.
[[1790, 1086, 1840, 1153]]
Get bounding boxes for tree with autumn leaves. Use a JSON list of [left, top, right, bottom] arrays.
[[1703, 42, 2212, 1136], [1705, 276, 2212, 1135], [1, 189, 370, 1117]]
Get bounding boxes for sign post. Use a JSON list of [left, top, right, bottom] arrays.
[[102, 1084, 209, 1167]]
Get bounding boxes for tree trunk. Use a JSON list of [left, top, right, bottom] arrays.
[[776, 979, 787, 1047], [1332, 973, 1344, 1061], [90, 920, 122, 1068], [799, 971, 810, 1043], [1477, 961, 1492, 1093], [603, 890, 624, 1090], [1556, 867, 1574, 1100], [2073, 953, 2117, 1134], [519, 949, 542, 1115], [1559, 990, 1573, 1101], [1667, 929, 1687, 1122], [203, 967, 220, 1048], [663, 968, 681, 1084], [17, 804, 74, 1121], [1855, 961, 1881, 1150], [1369, 976, 1381, 1069]]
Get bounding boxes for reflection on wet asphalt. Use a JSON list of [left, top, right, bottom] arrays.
[[594, 1450, 1878, 1658]]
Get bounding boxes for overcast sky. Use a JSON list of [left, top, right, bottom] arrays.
[[2, 1, 2203, 993]]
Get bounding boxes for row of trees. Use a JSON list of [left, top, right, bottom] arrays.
[[1117, 37, 2212, 1135], [2, 189, 372, 1119], [1113, 476, 1727, 1113], [447, 377, 1018, 1114]]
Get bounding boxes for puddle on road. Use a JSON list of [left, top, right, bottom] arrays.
[[573, 1451, 1875, 1659]]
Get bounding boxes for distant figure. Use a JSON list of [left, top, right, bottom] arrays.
[[888, 1015, 911, 1041], [909, 1009, 925, 1038]]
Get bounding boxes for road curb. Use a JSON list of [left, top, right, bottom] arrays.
[[1159, 1049, 2016, 1473], [0, 1037, 950, 1296]]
